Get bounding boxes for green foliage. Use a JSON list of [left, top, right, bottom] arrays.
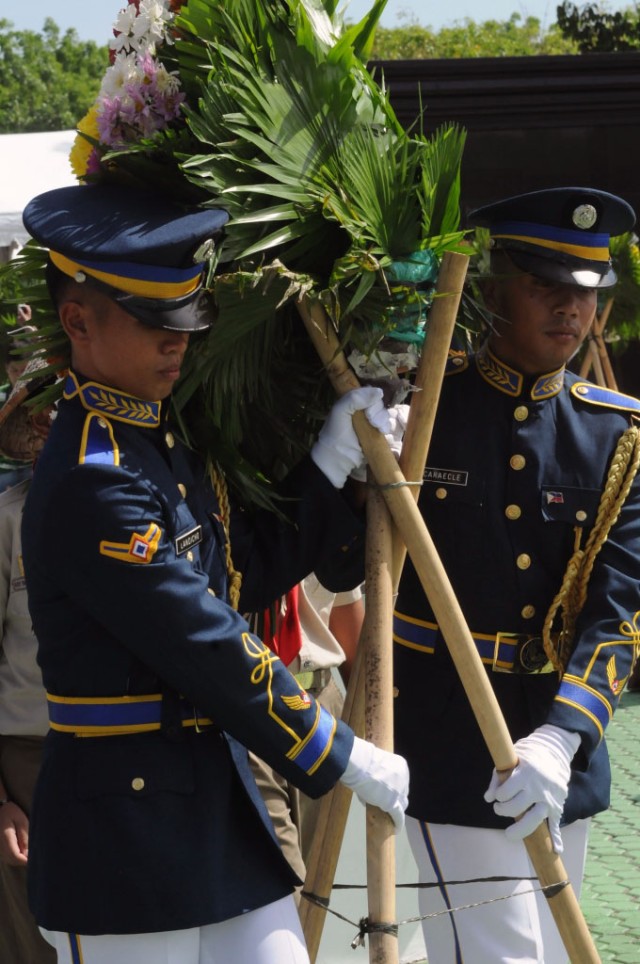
[[369, 14, 578, 59], [556, 2, 640, 52], [0, 17, 107, 133], [607, 233, 640, 341]]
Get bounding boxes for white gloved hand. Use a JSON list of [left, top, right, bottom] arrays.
[[340, 735, 410, 832], [484, 724, 580, 853], [310, 387, 389, 488], [349, 402, 410, 481]]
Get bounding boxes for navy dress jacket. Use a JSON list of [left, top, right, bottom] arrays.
[[22, 371, 364, 935], [394, 346, 640, 829]]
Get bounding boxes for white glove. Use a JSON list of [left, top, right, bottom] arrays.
[[310, 387, 389, 488], [340, 735, 410, 832], [484, 724, 580, 853]]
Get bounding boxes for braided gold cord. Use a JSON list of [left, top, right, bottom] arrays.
[[209, 465, 243, 612], [542, 426, 640, 673]]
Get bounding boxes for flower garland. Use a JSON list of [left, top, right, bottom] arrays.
[[70, 0, 185, 178]]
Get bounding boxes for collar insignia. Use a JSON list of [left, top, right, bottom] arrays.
[[64, 371, 161, 427], [477, 346, 523, 396], [477, 347, 564, 399]]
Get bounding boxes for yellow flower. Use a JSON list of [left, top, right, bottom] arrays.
[[69, 104, 101, 179]]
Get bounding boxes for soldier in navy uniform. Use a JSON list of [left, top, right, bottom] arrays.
[[393, 187, 640, 963], [18, 184, 409, 964]]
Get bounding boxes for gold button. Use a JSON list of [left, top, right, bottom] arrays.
[[576, 385, 589, 395], [186, 550, 194, 562], [208, 587, 216, 597], [514, 406, 529, 422], [575, 510, 587, 522], [178, 483, 187, 498], [98, 418, 108, 429], [517, 553, 531, 570], [510, 454, 526, 471], [435, 487, 448, 500], [165, 432, 175, 449], [505, 504, 521, 520], [521, 604, 536, 619], [131, 777, 145, 791], [392, 686, 399, 698]]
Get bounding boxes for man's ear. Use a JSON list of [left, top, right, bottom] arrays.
[[59, 300, 89, 343]]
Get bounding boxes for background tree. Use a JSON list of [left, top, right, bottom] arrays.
[[556, 1, 640, 51], [370, 14, 577, 58], [0, 18, 107, 133]]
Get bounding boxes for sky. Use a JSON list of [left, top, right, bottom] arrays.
[[3, 0, 635, 42]]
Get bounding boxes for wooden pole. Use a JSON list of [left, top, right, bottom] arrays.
[[299, 637, 366, 961], [297, 293, 601, 964], [578, 298, 617, 389], [365, 251, 470, 964], [364, 486, 398, 963], [299, 251, 468, 960]]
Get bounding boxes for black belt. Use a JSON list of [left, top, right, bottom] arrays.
[[393, 613, 557, 675]]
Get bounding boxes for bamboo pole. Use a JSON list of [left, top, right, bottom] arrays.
[[578, 298, 617, 389], [297, 293, 601, 964], [299, 250, 468, 960], [364, 252, 471, 964], [299, 639, 366, 960], [364, 486, 397, 963]]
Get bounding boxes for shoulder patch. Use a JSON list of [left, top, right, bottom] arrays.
[[571, 382, 640, 415], [79, 412, 120, 467], [445, 350, 469, 376]]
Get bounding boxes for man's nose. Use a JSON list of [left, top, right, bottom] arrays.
[[161, 331, 190, 349], [553, 287, 582, 315]]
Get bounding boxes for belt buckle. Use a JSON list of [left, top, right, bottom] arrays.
[[494, 633, 554, 674]]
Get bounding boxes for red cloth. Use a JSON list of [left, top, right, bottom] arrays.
[[262, 585, 303, 667]]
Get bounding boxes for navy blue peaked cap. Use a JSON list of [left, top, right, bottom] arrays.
[[468, 187, 636, 288], [23, 184, 229, 331]]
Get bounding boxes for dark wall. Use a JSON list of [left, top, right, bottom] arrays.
[[372, 52, 640, 220]]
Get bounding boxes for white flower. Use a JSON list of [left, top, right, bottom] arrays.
[[109, 4, 140, 53], [109, 0, 175, 55], [99, 51, 144, 99]]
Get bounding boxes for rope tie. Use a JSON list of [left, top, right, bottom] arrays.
[[209, 466, 243, 611], [542, 425, 640, 672]]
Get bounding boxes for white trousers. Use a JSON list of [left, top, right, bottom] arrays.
[[41, 894, 309, 964], [406, 817, 590, 964]]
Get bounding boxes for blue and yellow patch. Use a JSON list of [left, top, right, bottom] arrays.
[[100, 523, 162, 565]]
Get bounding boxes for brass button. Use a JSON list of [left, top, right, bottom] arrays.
[[576, 385, 589, 395], [575, 510, 588, 522], [517, 553, 531, 570], [186, 550, 194, 562], [98, 418, 108, 429], [131, 777, 145, 792], [505, 504, 521, 520], [208, 587, 216, 597], [178, 483, 187, 498], [514, 406, 529, 422], [165, 432, 175, 449], [435, 487, 448, 500], [510, 454, 526, 471], [521, 604, 536, 619], [393, 686, 399, 698]]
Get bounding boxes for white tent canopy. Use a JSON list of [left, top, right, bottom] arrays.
[[0, 130, 76, 249]]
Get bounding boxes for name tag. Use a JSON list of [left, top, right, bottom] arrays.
[[175, 526, 203, 555], [424, 467, 468, 486]]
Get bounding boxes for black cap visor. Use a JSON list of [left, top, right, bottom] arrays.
[[113, 287, 216, 332], [499, 243, 617, 289]]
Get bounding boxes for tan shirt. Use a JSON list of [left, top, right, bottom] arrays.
[[290, 573, 362, 675], [0, 479, 49, 735]]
